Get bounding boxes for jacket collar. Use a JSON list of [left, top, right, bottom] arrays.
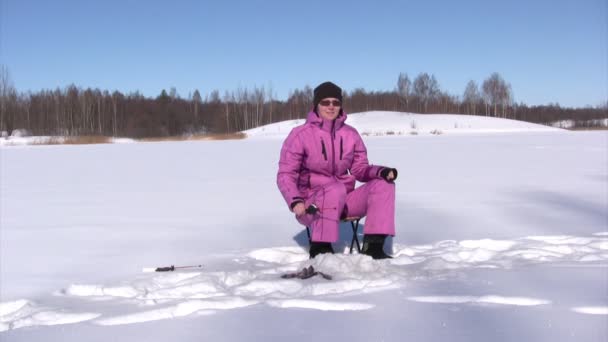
[[305, 109, 347, 133]]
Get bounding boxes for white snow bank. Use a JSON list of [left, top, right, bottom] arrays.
[[244, 111, 563, 138], [267, 299, 374, 311], [571, 306, 608, 315], [0, 136, 136, 146], [0, 300, 30, 317], [407, 295, 551, 306], [95, 298, 257, 326], [389, 234, 608, 268], [0, 299, 99, 332]]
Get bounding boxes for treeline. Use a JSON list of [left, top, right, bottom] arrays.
[[1, 65, 606, 138]]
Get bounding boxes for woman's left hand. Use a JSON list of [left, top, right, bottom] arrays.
[[380, 168, 398, 182]]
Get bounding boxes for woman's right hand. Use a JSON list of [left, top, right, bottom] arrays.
[[293, 202, 307, 217]]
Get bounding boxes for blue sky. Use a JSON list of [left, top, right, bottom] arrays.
[[1, 0, 606, 107]]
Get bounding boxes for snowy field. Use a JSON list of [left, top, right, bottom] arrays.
[[1, 113, 607, 341]]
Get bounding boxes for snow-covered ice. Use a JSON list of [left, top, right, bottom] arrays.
[[1, 113, 606, 341]]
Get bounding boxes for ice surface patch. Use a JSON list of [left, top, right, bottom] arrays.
[[571, 306, 608, 315], [407, 295, 551, 306]]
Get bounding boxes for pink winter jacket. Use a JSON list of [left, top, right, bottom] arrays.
[[277, 110, 385, 209]]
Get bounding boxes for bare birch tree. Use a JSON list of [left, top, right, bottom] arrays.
[[463, 80, 481, 115], [0, 65, 14, 133], [397, 72, 411, 111], [413, 73, 440, 113], [482, 72, 511, 117], [192, 89, 202, 130]]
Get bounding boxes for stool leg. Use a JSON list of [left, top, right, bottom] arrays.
[[306, 226, 311, 244], [350, 220, 361, 253]]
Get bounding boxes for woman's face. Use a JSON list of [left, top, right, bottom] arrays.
[[317, 98, 342, 120]]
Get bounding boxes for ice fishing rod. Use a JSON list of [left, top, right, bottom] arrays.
[[305, 204, 341, 222], [142, 264, 203, 272]]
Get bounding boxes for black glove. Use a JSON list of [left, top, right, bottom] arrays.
[[380, 168, 398, 182]]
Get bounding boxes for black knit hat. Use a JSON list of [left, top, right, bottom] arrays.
[[313, 81, 343, 108]]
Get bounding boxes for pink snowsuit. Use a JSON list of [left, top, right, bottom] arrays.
[[277, 110, 395, 243]]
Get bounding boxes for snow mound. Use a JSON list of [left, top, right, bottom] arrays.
[[244, 111, 563, 138], [0, 299, 99, 332], [247, 246, 309, 264]]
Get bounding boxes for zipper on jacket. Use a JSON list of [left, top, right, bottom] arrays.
[[321, 139, 328, 161], [340, 137, 343, 160], [331, 123, 336, 174]]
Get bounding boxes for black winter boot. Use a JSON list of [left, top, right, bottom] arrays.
[[309, 242, 334, 259], [361, 234, 392, 259]]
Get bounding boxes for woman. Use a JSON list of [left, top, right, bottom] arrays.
[[277, 81, 398, 259]]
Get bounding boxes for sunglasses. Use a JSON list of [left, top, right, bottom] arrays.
[[319, 100, 342, 107]]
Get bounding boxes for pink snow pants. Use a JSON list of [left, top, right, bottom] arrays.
[[297, 179, 395, 243]]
